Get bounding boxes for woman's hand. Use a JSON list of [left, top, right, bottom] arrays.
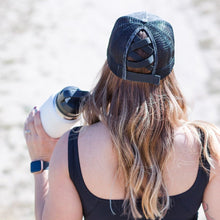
[[24, 107, 59, 162]]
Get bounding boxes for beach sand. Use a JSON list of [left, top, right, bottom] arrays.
[[0, 0, 219, 219]]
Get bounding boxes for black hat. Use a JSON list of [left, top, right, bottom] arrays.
[[107, 12, 175, 85]]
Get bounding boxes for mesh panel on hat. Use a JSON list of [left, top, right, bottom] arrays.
[[125, 20, 174, 78], [149, 21, 174, 74]]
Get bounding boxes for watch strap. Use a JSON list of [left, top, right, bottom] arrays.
[[30, 160, 49, 173], [43, 161, 49, 170]]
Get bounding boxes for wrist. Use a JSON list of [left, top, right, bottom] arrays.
[[30, 155, 51, 162], [29, 154, 51, 163]]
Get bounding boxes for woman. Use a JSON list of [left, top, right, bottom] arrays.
[[24, 12, 220, 220]]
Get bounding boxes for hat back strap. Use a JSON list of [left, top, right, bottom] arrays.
[[128, 51, 144, 61], [127, 55, 154, 69], [126, 71, 160, 85], [129, 37, 152, 51], [128, 45, 154, 61]]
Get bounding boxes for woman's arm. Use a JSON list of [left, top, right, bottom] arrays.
[[202, 163, 220, 220], [41, 131, 83, 220], [34, 171, 49, 220], [24, 108, 83, 220], [202, 138, 220, 220]]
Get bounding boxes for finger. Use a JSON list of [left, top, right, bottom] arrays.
[[28, 106, 38, 124], [34, 110, 49, 137], [27, 110, 37, 136], [24, 107, 37, 138], [24, 122, 30, 137], [24, 119, 28, 131], [32, 106, 38, 116], [24, 114, 32, 137], [29, 119, 37, 136]]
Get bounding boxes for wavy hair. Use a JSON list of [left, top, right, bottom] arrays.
[[80, 32, 220, 219]]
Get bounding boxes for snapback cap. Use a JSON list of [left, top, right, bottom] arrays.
[[107, 12, 175, 85]]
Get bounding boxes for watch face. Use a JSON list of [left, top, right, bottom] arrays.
[[31, 160, 43, 173]]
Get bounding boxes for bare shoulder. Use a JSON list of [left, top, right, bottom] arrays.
[[77, 122, 122, 199], [78, 122, 115, 170], [79, 122, 113, 155], [79, 122, 112, 141], [194, 121, 220, 176], [43, 130, 83, 220], [50, 130, 70, 174], [210, 135, 220, 178], [173, 125, 200, 158]]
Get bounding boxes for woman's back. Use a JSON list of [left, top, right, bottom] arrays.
[[68, 122, 211, 219], [78, 122, 201, 200]]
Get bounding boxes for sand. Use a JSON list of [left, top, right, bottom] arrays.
[[0, 0, 219, 219]]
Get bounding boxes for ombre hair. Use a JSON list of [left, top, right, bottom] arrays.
[[80, 32, 220, 219]]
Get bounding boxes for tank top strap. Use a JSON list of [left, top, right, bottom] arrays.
[[179, 127, 210, 206], [197, 127, 211, 172], [68, 126, 99, 216]]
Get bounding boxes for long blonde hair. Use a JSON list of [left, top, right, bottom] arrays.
[[81, 39, 220, 220]]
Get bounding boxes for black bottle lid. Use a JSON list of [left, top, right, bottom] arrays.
[[56, 86, 89, 119]]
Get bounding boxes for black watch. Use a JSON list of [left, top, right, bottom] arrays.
[[30, 160, 49, 174]]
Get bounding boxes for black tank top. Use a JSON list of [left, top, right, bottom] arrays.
[[68, 127, 210, 220]]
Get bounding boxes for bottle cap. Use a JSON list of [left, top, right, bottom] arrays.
[[56, 86, 89, 119]]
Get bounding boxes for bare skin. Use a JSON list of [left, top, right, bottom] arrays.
[[203, 202, 215, 220], [24, 108, 220, 220]]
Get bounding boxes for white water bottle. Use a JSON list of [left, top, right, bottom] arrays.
[[39, 86, 89, 138]]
